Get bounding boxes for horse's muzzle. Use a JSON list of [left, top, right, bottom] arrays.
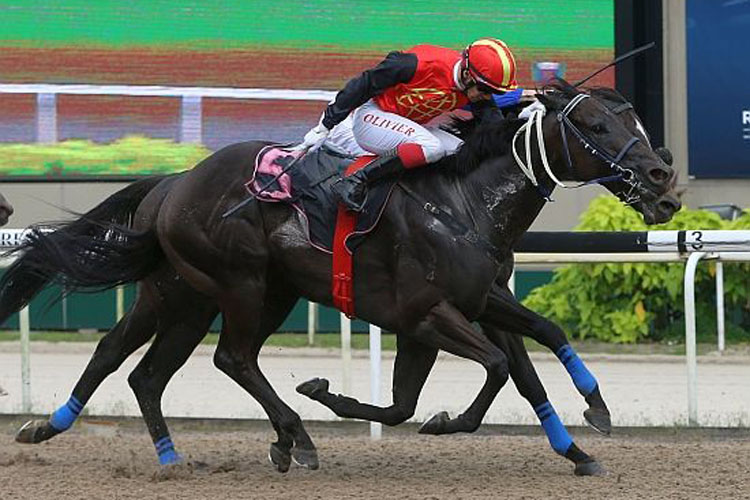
[[654, 193, 681, 223]]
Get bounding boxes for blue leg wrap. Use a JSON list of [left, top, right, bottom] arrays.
[[49, 395, 84, 431], [534, 401, 573, 456], [155, 436, 183, 465], [556, 344, 597, 397]]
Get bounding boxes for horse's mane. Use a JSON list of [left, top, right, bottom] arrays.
[[440, 79, 630, 176], [443, 78, 583, 176], [443, 116, 525, 175], [586, 86, 628, 105], [541, 78, 580, 99]]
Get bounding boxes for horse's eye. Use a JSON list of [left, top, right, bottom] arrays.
[[591, 124, 608, 135]]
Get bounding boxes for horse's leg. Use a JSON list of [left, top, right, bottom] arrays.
[[127, 294, 217, 466], [213, 283, 317, 473], [483, 282, 611, 435], [484, 324, 606, 476], [296, 335, 438, 425], [16, 294, 156, 444], [408, 300, 510, 435]]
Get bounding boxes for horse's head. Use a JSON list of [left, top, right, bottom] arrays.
[[0, 192, 13, 227], [536, 80, 681, 224]]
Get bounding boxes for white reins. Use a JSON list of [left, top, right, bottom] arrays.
[[511, 93, 590, 189]]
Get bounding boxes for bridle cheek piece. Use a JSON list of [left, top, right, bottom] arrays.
[[556, 93, 644, 205]]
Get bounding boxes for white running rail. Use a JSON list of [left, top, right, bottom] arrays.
[[0, 83, 337, 144]]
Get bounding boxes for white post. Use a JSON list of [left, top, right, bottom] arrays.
[[180, 95, 202, 143], [369, 324, 382, 440], [715, 261, 725, 352], [61, 293, 68, 329], [340, 313, 352, 395], [36, 93, 57, 143], [20, 305, 32, 413], [508, 267, 516, 296], [116, 286, 125, 322], [307, 302, 318, 346], [684, 252, 705, 426]]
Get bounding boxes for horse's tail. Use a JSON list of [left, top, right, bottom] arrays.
[[0, 175, 169, 324]]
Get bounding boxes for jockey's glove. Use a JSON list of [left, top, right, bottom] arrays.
[[295, 122, 330, 151], [518, 99, 547, 121]]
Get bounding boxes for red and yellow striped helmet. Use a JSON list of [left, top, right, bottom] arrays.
[[462, 38, 518, 93]]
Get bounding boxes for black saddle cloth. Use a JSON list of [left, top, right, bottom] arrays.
[[283, 145, 397, 253]]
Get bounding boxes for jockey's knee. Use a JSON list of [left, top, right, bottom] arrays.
[[420, 137, 447, 164]]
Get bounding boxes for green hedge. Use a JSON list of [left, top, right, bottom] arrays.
[[522, 196, 750, 343], [0, 136, 210, 177]]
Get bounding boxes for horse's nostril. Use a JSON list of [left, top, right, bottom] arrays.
[[654, 147, 673, 166], [658, 197, 680, 216], [648, 166, 670, 185]]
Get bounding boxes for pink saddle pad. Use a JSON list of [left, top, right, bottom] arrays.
[[244, 146, 302, 202]]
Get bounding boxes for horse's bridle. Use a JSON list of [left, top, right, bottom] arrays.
[[557, 93, 643, 204], [512, 92, 645, 205]]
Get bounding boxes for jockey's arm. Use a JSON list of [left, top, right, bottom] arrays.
[[321, 51, 417, 130], [493, 88, 524, 109], [461, 88, 524, 123]]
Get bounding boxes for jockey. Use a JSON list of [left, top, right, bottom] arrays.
[[297, 38, 520, 211]]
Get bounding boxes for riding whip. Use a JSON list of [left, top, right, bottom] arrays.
[[573, 42, 656, 87]]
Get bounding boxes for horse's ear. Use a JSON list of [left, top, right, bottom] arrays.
[[535, 93, 557, 110]]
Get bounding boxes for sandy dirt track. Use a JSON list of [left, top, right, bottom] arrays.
[[1, 419, 749, 500]]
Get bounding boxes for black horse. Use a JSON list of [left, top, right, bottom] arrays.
[[3, 173, 608, 475], [1, 81, 680, 475], [297, 86, 676, 438]]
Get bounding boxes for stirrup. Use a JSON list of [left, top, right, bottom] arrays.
[[332, 178, 367, 212], [340, 191, 367, 212]]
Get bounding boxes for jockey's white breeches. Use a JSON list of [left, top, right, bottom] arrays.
[[326, 99, 463, 165]]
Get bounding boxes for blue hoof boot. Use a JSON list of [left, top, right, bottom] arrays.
[[158, 449, 184, 466]]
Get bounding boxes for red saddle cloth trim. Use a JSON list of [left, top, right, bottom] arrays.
[[332, 155, 376, 317]]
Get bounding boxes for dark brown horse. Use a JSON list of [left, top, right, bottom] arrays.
[[3, 173, 609, 475], [1, 81, 680, 475], [145, 81, 675, 456]]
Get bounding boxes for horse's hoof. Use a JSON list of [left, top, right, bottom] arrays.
[[292, 447, 320, 470], [15, 420, 59, 444], [575, 459, 607, 477], [268, 443, 291, 473], [295, 378, 330, 399], [418, 411, 450, 435], [583, 408, 612, 436]]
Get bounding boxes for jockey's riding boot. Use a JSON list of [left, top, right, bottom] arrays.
[[332, 155, 406, 212]]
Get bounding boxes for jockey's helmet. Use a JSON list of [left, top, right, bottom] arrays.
[[462, 38, 518, 93]]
